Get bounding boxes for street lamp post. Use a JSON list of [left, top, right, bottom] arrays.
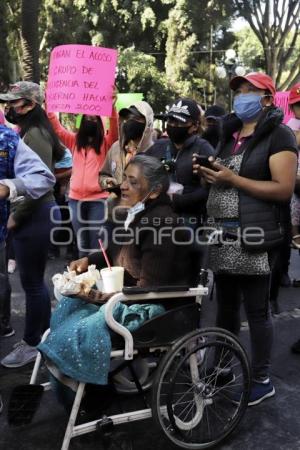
[[216, 49, 246, 110]]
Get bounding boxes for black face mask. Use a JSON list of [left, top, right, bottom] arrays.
[[166, 124, 191, 144], [5, 107, 23, 125], [123, 119, 145, 143], [82, 120, 98, 136]]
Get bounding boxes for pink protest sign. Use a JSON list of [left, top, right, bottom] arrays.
[[275, 91, 294, 124], [46, 44, 118, 116]]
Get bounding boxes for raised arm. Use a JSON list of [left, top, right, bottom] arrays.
[[103, 107, 118, 152], [47, 112, 77, 151]]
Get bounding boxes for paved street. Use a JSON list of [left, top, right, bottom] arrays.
[[0, 249, 300, 450]]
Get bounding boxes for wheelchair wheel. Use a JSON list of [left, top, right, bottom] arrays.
[[151, 328, 251, 449]]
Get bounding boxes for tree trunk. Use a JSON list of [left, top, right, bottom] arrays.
[[0, 3, 12, 89], [234, 0, 300, 90], [21, 0, 41, 83]]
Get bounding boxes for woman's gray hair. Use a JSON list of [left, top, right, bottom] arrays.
[[127, 154, 170, 193]]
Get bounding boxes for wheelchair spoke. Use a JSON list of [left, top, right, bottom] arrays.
[[152, 330, 250, 449]]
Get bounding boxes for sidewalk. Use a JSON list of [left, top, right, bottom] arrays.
[[0, 250, 300, 450]]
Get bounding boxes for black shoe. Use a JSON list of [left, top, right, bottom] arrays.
[[0, 394, 3, 414], [0, 325, 15, 338], [280, 273, 291, 287], [291, 339, 300, 354]]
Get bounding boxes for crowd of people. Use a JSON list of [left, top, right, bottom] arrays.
[[0, 72, 300, 414]]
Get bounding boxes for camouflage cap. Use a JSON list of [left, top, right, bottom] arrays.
[[0, 81, 44, 105]]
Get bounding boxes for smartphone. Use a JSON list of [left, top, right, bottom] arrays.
[[194, 154, 219, 171]]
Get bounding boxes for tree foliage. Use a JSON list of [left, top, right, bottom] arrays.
[[1, 0, 236, 110], [117, 48, 173, 112], [235, 24, 300, 89], [4, 1, 300, 107], [235, 26, 266, 72], [233, 0, 300, 89]]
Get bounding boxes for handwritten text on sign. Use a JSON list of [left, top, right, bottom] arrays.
[[46, 44, 118, 116]]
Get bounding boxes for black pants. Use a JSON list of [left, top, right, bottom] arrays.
[[215, 272, 273, 381], [0, 241, 11, 328], [13, 202, 57, 346], [270, 230, 291, 301]]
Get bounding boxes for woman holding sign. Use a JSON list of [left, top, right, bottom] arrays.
[[48, 104, 118, 257]]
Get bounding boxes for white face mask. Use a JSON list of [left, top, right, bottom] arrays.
[[123, 189, 156, 231], [124, 201, 145, 231]]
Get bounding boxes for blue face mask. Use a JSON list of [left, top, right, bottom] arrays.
[[233, 93, 263, 123]]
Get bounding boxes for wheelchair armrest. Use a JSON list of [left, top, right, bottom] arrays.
[[122, 285, 190, 295], [103, 286, 208, 360], [121, 286, 208, 299]]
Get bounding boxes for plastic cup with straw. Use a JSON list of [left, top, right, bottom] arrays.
[[98, 239, 124, 292], [98, 239, 112, 271]]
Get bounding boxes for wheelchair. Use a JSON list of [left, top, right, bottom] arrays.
[[19, 280, 251, 450]]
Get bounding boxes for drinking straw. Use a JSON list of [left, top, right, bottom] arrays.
[[98, 239, 112, 271]]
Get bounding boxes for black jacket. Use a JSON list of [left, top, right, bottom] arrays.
[[146, 135, 215, 216], [218, 107, 297, 250], [88, 195, 199, 287]]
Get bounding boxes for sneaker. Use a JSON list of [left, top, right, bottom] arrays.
[[291, 339, 300, 354], [1, 340, 38, 368], [232, 380, 275, 406], [7, 259, 17, 274], [0, 325, 15, 338]]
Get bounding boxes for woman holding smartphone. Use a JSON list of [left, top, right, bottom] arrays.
[[193, 72, 297, 406]]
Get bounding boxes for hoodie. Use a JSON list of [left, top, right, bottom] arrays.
[[99, 101, 154, 188]]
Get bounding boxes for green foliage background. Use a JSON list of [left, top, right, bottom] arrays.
[[2, 0, 239, 112], [3, 1, 300, 112]]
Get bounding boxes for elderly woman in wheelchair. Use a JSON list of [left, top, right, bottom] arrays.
[[13, 156, 251, 450]]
